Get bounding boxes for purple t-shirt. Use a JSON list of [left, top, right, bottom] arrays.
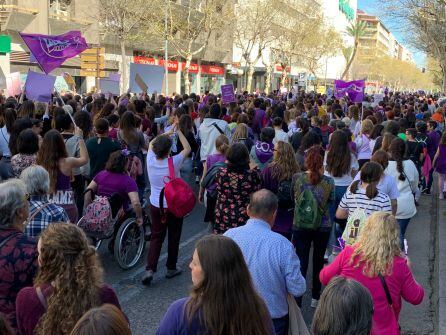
[[94, 170, 138, 210], [427, 131, 441, 159]]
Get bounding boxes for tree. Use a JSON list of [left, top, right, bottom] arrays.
[[381, 0, 446, 91], [95, 0, 149, 93], [233, 0, 279, 92], [147, 0, 230, 94], [271, 2, 342, 88], [341, 20, 367, 80]]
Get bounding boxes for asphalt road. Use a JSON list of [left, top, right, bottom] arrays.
[[99, 192, 436, 335]]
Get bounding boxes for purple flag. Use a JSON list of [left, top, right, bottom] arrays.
[[25, 71, 56, 102], [20, 31, 88, 74], [334, 80, 365, 102]]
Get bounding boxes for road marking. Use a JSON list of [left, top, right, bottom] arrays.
[[115, 228, 209, 304]]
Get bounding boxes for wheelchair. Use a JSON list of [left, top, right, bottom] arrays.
[[77, 191, 151, 270]]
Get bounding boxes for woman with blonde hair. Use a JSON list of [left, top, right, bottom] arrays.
[[16, 223, 123, 335], [320, 212, 424, 335], [355, 119, 374, 169], [232, 123, 254, 151], [261, 141, 299, 240], [199, 134, 230, 225]]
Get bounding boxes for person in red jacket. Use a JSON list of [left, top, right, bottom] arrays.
[[320, 211, 424, 335]]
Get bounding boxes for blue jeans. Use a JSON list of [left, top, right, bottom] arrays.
[[397, 218, 411, 251], [272, 314, 289, 335], [329, 185, 348, 250]]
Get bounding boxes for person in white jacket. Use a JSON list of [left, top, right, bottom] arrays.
[[385, 138, 419, 252], [198, 104, 231, 162]]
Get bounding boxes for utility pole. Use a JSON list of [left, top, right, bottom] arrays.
[[164, 1, 169, 96]]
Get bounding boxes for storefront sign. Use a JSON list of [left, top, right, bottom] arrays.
[[181, 62, 199, 73], [133, 56, 156, 65], [158, 59, 179, 72], [201, 65, 224, 76], [339, 0, 355, 21]]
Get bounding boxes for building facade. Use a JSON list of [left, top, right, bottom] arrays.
[[0, 0, 233, 95]]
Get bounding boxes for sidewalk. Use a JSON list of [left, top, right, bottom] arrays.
[[399, 194, 435, 334], [437, 194, 446, 335]]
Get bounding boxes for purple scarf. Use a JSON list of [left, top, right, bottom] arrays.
[[255, 141, 274, 163]]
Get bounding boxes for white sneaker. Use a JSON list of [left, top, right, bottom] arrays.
[[311, 298, 318, 308]]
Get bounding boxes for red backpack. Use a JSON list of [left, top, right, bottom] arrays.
[[159, 157, 196, 220]]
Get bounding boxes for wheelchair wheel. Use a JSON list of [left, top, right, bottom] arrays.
[[114, 218, 146, 269]]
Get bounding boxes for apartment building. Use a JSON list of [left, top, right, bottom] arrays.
[[357, 9, 414, 64], [0, 0, 233, 94]]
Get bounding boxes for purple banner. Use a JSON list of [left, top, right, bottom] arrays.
[[25, 71, 56, 102], [20, 31, 88, 74], [221, 84, 235, 104], [334, 80, 365, 103]]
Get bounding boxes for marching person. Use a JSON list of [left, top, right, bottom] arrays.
[[224, 189, 306, 335]]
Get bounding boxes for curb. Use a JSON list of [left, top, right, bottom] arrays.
[[437, 193, 445, 334]]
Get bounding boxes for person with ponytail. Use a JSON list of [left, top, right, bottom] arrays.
[[16, 223, 123, 335], [336, 162, 392, 223], [292, 145, 335, 308], [385, 138, 419, 251]]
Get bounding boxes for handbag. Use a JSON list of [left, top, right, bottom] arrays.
[[287, 294, 310, 335], [378, 274, 401, 330]]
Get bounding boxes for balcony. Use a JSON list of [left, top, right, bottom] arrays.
[[0, 4, 38, 31]]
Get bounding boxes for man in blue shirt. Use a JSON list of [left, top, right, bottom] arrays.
[[224, 189, 306, 335]]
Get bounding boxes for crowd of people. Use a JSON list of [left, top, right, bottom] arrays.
[[0, 86, 444, 334]]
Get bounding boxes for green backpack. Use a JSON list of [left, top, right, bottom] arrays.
[[293, 174, 322, 230]]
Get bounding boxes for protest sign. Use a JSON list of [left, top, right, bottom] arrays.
[[99, 78, 120, 95], [221, 84, 235, 104], [63, 72, 75, 90], [54, 76, 69, 92], [129, 63, 164, 94], [109, 73, 121, 82], [373, 93, 384, 104], [24, 71, 56, 102], [20, 31, 88, 74], [316, 86, 326, 94], [6, 72, 22, 97]]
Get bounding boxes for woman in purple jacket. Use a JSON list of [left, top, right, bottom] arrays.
[[156, 235, 273, 335]]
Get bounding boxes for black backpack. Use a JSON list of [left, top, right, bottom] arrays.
[[277, 179, 294, 210]]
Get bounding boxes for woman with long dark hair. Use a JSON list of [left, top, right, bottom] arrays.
[[118, 111, 147, 198], [385, 138, 419, 251], [214, 143, 261, 234], [261, 141, 299, 240], [36, 129, 89, 223], [292, 145, 335, 308], [156, 235, 273, 335], [324, 130, 359, 254], [16, 224, 123, 335]]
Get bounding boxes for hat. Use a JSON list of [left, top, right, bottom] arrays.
[[342, 117, 351, 127]]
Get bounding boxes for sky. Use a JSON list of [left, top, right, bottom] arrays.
[[357, 0, 425, 67]]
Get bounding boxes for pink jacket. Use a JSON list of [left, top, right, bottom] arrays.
[[320, 246, 424, 335]]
